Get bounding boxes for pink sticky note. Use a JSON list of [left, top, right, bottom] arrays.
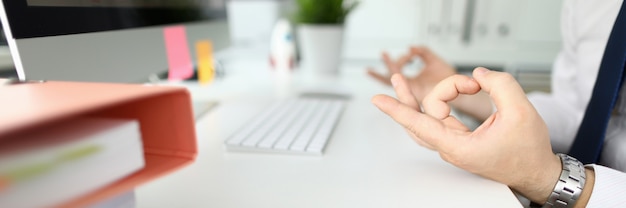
[[164, 26, 194, 81]]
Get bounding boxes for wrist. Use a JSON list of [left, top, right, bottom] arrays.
[[509, 154, 562, 204], [542, 154, 587, 207]]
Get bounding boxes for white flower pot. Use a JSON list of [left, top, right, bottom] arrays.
[[297, 25, 344, 75]]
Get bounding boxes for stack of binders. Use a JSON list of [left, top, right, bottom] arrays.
[[0, 81, 198, 207], [0, 118, 145, 207]]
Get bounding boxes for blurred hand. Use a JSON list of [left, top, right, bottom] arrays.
[[367, 46, 456, 103], [371, 68, 561, 203]]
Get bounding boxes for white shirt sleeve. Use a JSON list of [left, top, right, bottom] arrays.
[[527, 92, 582, 153], [584, 164, 626, 207], [526, 0, 617, 153]]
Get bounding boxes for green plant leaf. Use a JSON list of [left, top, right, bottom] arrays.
[[294, 0, 359, 24]]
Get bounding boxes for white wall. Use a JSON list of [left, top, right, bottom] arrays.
[[343, 0, 563, 71], [343, 0, 422, 59]]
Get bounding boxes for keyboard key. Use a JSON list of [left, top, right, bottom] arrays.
[[241, 100, 297, 147], [225, 97, 346, 155], [257, 100, 307, 148], [289, 100, 331, 151], [273, 99, 320, 150], [225, 101, 284, 145], [307, 101, 345, 153]]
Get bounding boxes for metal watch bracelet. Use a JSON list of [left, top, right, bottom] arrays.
[[542, 153, 586, 208]]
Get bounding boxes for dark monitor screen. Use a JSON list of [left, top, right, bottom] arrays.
[[4, 0, 225, 39], [0, 0, 229, 82]]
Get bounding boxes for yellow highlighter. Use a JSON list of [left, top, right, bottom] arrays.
[[195, 40, 215, 85]]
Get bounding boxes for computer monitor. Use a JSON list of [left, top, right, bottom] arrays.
[[0, 0, 229, 83]]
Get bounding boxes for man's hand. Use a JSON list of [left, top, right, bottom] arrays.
[[367, 46, 456, 103], [371, 68, 562, 204]]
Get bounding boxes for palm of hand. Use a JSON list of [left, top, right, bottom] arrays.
[[372, 69, 561, 203]]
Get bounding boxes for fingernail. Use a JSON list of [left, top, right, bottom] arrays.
[[475, 67, 489, 75], [391, 74, 399, 88]]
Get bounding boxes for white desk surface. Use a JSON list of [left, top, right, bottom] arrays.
[[134, 58, 522, 208]]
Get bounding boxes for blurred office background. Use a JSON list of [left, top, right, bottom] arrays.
[[0, 23, 13, 78], [227, 0, 561, 92], [0, 0, 562, 91], [343, 0, 561, 92]]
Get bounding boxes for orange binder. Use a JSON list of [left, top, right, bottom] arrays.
[[0, 81, 198, 207]]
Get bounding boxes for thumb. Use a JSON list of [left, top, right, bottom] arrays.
[[471, 67, 530, 113]]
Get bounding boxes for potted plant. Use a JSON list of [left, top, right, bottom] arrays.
[[294, 0, 358, 75]]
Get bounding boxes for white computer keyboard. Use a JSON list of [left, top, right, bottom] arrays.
[[225, 96, 346, 155]]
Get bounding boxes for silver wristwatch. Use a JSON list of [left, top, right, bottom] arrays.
[[543, 153, 586, 208]]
